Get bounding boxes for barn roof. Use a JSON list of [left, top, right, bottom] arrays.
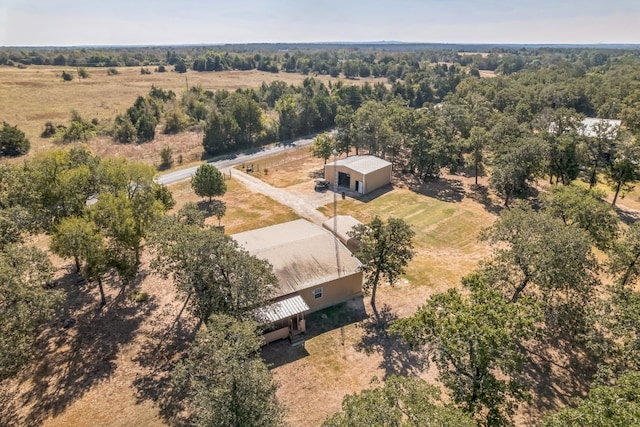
[[329, 155, 392, 175], [232, 219, 361, 297]]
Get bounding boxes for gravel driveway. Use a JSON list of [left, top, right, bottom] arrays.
[[230, 168, 332, 225]]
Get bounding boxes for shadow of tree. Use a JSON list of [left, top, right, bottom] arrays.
[[131, 302, 197, 426], [465, 184, 503, 214], [196, 200, 216, 219], [0, 386, 20, 427], [261, 341, 310, 370], [308, 169, 324, 179], [354, 304, 428, 378], [13, 270, 156, 426], [407, 177, 465, 203], [615, 204, 640, 225], [519, 333, 597, 424]]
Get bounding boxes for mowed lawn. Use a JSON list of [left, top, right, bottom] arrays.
[[318, 187, 496, 289]]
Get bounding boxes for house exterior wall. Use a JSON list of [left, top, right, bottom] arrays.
[[298, 271, 363, 312]]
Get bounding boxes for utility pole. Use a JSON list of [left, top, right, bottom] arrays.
[[332, 149, 341, 276]]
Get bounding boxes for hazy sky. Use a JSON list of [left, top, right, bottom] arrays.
[[1, 0, 639, 46]]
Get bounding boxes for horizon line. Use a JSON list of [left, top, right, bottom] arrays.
[[3, 41, 640, 49]]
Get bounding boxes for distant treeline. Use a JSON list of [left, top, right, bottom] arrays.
[[1, 44, 639, 80]]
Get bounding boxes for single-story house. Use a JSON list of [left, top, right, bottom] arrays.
[[324, 155, 392, 195], [322, 215, 362, 253], [232, 219, 363, 344]]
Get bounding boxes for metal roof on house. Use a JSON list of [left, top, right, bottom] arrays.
[[549, 117, 622, 138], [232, 219, 362, 297], [328, 155, 392, 175], [322, 215, 362, 245], [579, 118, 621, 138], [251, 294, 310, 324]]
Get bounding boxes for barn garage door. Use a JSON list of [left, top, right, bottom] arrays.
[[338, 172, 350, 188]]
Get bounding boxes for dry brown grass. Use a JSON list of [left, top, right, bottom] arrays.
[[0, 65, 386, 160], [168, 177, 299, 234], [235, 145, 325, 188]]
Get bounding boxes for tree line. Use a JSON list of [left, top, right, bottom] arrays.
[[3, 44, 637, 82]]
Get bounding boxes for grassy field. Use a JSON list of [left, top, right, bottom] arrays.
[[317, 186, 495, 288], [167, 177, 299, 234], [0, 65, 385, 158], [234, 145, 322, 188]]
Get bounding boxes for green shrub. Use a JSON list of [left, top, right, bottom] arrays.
[[159, 146, 174, 170], [130, 290, 149, 303], [0, 121, 30, 156], [41, 121, 57, 138]]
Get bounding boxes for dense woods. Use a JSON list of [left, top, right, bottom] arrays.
[[3, 44, 640, 426]]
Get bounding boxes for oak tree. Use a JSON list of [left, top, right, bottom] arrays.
[[392, 274, 541, 426], [543, 371, 640, 427], [0, 245, 63, 380], [171, 314, 286, 427], [323, 375, 475, 427], [348, 216, 415, 312], [150, 221, 277, 325], [311, 132, 336, 164]]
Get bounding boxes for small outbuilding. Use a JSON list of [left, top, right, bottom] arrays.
[[324, 155, 392, 195], [233, 219, 363, 344]]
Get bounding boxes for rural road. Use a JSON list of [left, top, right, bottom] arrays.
[[155, 137, 315, 185]]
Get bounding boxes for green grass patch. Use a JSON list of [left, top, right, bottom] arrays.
[[320, 188, 495, 289]]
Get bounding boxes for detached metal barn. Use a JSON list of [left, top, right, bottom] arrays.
[[324, 155, 392, 195]]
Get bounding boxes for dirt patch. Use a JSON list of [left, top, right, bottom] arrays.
[[2, 254, 186, 427]]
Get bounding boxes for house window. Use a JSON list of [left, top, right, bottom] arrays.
[[314, 288, 323, 299]]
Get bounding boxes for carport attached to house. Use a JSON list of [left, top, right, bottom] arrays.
[[253, 294, 309, 344]]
